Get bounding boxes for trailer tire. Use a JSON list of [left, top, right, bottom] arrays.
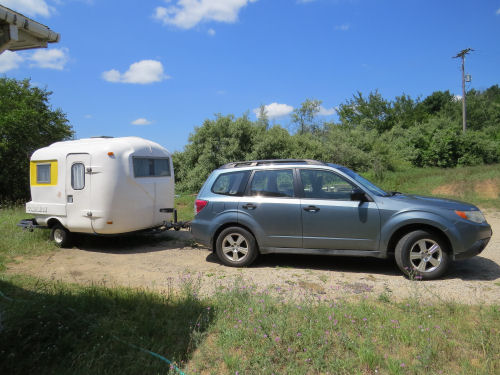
[[50, 224, 72, 248]]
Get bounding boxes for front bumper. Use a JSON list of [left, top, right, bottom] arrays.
[[455, 237, 491, 260]]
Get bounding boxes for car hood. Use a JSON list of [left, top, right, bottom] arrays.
[[387, 194, 478, 211]]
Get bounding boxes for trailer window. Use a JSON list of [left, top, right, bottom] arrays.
[[36, 164, 51, 184], [133, 158, 171, 178], [71, 163, 85, 190]]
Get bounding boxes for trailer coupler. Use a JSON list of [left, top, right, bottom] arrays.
[[157, 209, 190, 232]]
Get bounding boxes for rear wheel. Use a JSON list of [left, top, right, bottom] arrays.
[[216, 227, 258, 267], [50, 224, 72, 248], [395, 230, 450, 280]]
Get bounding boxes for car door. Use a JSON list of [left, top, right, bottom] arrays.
[[238, 169, 302, 249], [299, 169, 380, 250], [65, 153, 93, 233]]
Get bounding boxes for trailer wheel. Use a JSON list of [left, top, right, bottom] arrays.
[[50, 224, 72, 248]]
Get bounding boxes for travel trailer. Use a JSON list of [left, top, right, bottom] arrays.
[[19, 136, 177, 246]]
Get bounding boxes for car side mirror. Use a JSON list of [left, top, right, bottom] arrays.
[[351, 189, 369, 202]]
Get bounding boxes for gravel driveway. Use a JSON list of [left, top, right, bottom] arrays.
[[7, 211, 500, 304]]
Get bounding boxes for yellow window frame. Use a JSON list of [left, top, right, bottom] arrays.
[[30, 160, 58, 186]]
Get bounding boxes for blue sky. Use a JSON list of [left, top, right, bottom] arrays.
[[1, 0, 500, 152]]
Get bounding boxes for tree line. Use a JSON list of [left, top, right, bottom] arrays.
[[1, 77, 499, 201], [173, 85, 500, 192]]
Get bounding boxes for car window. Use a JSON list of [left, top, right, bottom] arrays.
[[211, 171, 249, 196], [249, 169, 294, 198], [300, 169, 356, 200]]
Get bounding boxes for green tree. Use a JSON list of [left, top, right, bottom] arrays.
[[337, 91, 393, 132], [0, 78, 73, 202], [173, 114, 260, 192], [291, 99, 322, 134]]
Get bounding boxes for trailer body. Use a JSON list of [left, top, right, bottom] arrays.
[[26, 136, 174, 235]]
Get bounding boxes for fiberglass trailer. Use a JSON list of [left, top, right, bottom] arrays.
[[21, 136, 176, 246]]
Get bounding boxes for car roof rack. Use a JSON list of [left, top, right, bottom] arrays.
[[220, 159, 327, 169]]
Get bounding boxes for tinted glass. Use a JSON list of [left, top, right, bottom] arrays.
[[71, 163, 85, 190], [300, 169, 356, 200], [36, 164, 51, 183], [133, 158, 171, 177], [337, 166, 388, 197], [249, 169, 294, 197], [211, 171, 249, 196]]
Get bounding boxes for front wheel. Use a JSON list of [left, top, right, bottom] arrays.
[[395, 230, 450, 280], [50, 224, 72, 248], [216, 227, 258, 267]]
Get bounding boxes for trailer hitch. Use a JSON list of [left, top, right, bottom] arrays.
[[157, 209, 191, 232]]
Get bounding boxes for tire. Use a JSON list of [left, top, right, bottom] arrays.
[[50, 224, 72, 248], [395, 230, 450, 280], [216, 227, 258, 267]]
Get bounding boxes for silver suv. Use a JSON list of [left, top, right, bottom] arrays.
[[191, 160, 492, 279]]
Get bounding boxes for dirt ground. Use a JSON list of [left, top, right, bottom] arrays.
[[7, 211, 500, 304]]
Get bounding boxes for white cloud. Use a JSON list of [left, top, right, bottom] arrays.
[[102, 60, 169, 84], [154, 0, 258, 29], [453, 95, 462, 101], [28, 47, 69, 70], [0, 51, 24, 72], [496, 8, 500, 15], [208, 28, 216, 36], [2, 0, 52, 17], [84, 114, 93, 119], [335, 23, 350, 31], [131, 118, 153, 125], [318, 106, 337, 116], [254, 102, 294, 119]]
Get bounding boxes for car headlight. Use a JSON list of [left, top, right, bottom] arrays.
[[454, 210, 486, 223]]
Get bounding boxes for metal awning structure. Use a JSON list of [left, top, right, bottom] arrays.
[[0, 5, 59, 54]]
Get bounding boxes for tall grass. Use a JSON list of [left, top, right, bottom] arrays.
[[0, 274, 210, 375], [188, 283, 500, 375], [1, 276, 499, 375], [0, 207, 55, 271]]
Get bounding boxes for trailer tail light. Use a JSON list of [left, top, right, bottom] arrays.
[[195, 199, 208, 214]]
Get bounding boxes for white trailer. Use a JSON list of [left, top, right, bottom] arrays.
[[20, 136, 180, 246]]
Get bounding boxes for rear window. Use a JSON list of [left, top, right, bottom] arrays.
[[133, 157, 171, 178], [211, 171, 250, 196]]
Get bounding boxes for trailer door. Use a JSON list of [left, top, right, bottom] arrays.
[[65, 154, 93, 233]]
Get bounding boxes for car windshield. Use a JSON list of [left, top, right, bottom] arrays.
[[337, 166, 389, 197]]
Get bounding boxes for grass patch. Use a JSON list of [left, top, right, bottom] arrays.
[[190, 285, 500, 375], [175, 194, 196, 222], [0, 207, 56, 271], [0, 274, 210, 375], [366, 164, 500, 209], [1, 277, 499, 375]]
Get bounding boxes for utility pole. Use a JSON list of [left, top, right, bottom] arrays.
[[453, 48, 473, 133]]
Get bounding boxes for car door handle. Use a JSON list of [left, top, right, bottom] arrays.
[[242, 203, 256, 210], [303, 205, 320, 212]]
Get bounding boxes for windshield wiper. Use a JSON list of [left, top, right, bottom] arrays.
[[390, 191, 402, 196]]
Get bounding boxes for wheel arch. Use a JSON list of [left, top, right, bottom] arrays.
[[46, 217, 64, 229], [387, 223, 453, 255], [211, 222, 259, 253]]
